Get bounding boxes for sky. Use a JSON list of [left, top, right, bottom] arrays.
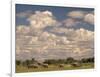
[[16, 4, 94, 61]]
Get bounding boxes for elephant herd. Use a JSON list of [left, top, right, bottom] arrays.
[[27, 62, 81, 69], [27, 63, 49, 69]]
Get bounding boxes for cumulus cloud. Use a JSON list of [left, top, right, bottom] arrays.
[[16, 10, 94, 61], [16, 10, 33, 18], [49, 27, 94, 41], [29, 36, 38, 44], [27, 11, 57, 29], [84, 13, 94, 25], [74, 28, 94, 41], [67, 11, 85, 19], [63, 18, 78, 27], [67, 11, 94, 25], [16, 25, 30, 34], [38, 31, 50, 41]]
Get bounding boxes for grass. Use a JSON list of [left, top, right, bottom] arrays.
[[16, 63, 94, 73]]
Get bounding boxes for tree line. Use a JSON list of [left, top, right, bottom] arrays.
[[16, 57, 94, 66]]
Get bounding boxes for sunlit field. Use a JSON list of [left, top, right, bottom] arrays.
[[16, 63, 94, 73]]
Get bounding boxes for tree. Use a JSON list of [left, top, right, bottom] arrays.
[[87, 57, 94, 63], [31, 58, 35, 62], [25, 60, 31, 66], [16, 60, 21, 65], [65, 57, 75, 64], [81, 57, 94, 63], [57, 59, 66, 64], [44, 59, 57, 64], [31, 58, 36, 63]]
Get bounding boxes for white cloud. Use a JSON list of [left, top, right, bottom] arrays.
[[16, 10, 94, 60], [29, 36, 38, 44], [38, 31, 50, 41], [27, 11, 57, 29], [16, 25, 30, 34], [84, 13, 94, 25], [67, 11, 85, 19], [16, 10, 33, 18], [63, 18, 78, 27], [16, 46, 21, 55], [50, 27, 94, 41], [67, 11, 94, 25], [74, 28, 94, 41]]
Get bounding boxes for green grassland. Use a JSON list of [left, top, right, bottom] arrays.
[[16, 63, 94, 73]]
